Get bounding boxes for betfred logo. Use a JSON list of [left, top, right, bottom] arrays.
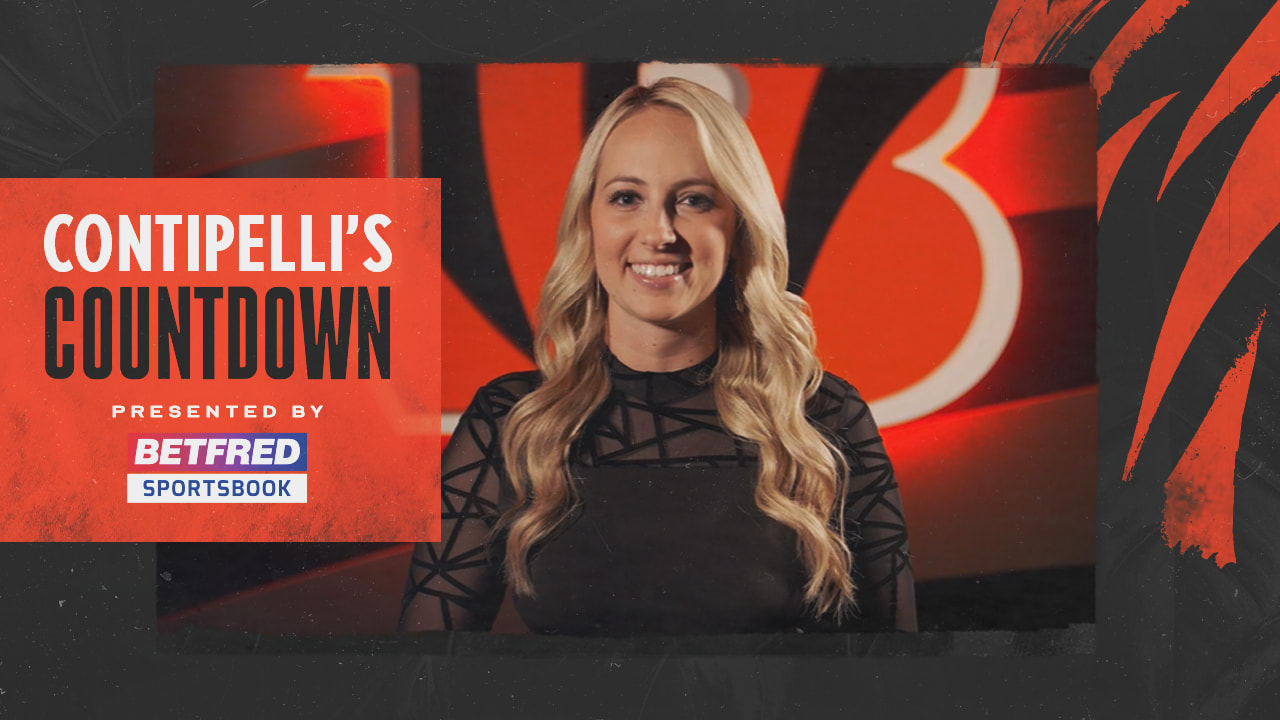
[[131, 435, 306, 470], [126, 433, 308, 503]]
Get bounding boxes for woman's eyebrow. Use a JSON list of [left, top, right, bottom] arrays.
[[670, 178, 716, 191], [602, 175, 646, 187], [600, 176, 717, 189]]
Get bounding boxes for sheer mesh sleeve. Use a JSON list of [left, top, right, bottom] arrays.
[[398, 374, 535, 631], [818, 376, 917, 632]]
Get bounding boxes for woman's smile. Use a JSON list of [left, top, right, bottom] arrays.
[[627, 260, 694, 287]]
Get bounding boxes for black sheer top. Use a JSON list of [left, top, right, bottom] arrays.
[[401, 351, 915, 635]]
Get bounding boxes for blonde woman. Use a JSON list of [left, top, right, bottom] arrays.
[[400, 77, 916, 635]]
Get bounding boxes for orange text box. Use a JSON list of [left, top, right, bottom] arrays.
[[0, 178, 441, 541]]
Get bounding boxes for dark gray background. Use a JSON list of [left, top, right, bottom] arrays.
[[3, 0, 1276, 717]]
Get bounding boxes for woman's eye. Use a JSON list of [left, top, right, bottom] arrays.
[[608, 190, 641, 206], [679, 193, 714, 211]]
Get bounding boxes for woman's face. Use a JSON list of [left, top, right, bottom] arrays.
[[590, 106, 736, 333]]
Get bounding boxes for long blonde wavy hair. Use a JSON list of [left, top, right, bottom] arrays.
[[497, 77, 856, 618]]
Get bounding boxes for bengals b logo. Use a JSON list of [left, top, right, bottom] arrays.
[[152, 62, 1098, 431], [424, 63, 1096, 428]]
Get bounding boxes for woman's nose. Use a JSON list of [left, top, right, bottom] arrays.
[[640, 206, 678, 249]]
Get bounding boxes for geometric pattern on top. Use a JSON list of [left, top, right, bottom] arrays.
[[401, 350, 915, 633]]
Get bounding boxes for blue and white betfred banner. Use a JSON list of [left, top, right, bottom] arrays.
[[126, 433, 307, 503]]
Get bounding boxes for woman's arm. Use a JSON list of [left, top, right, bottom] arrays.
[[399, 383, 521, 631], [834, 381, 917, 632]]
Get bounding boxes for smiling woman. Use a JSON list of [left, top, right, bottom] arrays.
[[400, 77, 915, 636]]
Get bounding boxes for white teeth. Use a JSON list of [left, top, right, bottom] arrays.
[[630, 263, 684, 278]]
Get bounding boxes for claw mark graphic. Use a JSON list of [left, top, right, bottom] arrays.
[[1162, 307, 1265, 567]]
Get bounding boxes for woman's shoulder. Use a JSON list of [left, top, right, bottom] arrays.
[[467, 369, 543, 419], [806, 371, 876, 436]]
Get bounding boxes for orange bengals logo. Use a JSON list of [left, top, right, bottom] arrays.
[[437, 63, 1096, 427]]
